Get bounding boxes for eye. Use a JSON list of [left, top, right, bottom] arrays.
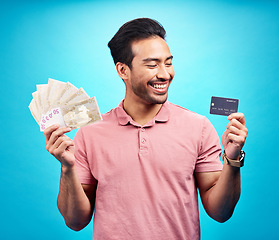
[[165, 62, 172, 67], [146, 64, 157, 68]]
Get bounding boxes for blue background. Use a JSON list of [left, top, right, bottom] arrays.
[[1, 0, 278, 239]]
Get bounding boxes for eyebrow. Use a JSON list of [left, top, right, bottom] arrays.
[[142, 56, 173, 62]]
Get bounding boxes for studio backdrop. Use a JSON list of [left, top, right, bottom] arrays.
[[1, 0, 278, 239]]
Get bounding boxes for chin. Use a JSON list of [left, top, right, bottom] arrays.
[[146, 95, 168, 105], [156, 98, 168, 104]]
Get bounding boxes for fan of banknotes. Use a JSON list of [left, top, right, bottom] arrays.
[[29, 78, 102, 131]]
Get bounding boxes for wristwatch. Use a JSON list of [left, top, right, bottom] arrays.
[[222, 150, 245, 167]]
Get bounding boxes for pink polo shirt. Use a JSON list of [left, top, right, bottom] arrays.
[[74, 101, 223, 240]]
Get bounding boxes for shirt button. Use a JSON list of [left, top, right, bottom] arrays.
[[141, 128, 145, 132], [141, 138, 146, 143]]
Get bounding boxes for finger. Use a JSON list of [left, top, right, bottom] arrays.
[[44, 124, 59, 143], [48, 135, 72, 154], [51, 140, 74, 158], [46, 127, 72, 150], [227, 125, 248, 142], [56, 140, 74, 153], [227, 112, 246, 127], [226, 118, 248, 133], [227, 133, 246, 146], [227, 125, 243, 136]]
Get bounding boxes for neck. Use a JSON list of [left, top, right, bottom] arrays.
[[123, 98, 163, 126]]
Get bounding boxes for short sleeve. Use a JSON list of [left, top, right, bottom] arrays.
[[195, 117, 223, 172], [74, 128, 97, 184]]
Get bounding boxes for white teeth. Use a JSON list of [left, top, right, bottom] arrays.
[[153, 84, 167, 89]]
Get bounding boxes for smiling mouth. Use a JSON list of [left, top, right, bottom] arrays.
[[151, 83, 168, 89], [148, 81, 169, 93]]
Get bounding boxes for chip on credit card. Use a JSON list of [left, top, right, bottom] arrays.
[[210, 96, 239, 116]]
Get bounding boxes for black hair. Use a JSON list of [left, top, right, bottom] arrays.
[[108, 18, 166, 68]]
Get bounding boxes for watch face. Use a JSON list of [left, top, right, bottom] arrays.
[[240, 150, 245, 161], [239, 151, 245, 167]]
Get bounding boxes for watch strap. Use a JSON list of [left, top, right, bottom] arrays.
[[222, 150, 245, 168]]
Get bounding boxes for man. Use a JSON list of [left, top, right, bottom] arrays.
[[44, 18, 248, 239]]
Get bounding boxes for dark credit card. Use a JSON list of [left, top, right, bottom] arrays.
[[210, 96, 239, 116]]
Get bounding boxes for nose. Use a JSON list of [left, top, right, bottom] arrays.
[[156, 65, 171, 80]]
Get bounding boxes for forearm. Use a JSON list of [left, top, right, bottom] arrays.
[[204, 163, 241, 222], [200, 112, 247, 222], [57, 165, 93, 231]]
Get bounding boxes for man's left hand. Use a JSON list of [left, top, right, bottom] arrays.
[[221, 113, 248, 160]]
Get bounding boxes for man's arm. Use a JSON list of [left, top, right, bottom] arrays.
[[195, 113, 248, 223], [195, 167, 240, 222], [45, 125, 96, 231]]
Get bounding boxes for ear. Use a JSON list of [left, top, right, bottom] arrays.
[[116, 62, 130, 82]]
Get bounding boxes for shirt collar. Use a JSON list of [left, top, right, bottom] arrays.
[[116, 100, 170, 127]]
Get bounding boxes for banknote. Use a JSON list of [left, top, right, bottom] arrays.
[[29, 78, 102, 131]]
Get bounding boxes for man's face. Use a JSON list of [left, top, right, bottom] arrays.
[[125, 36, 175, 105]]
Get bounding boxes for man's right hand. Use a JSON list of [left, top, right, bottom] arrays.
[[45, 125, 95, 231], [44, 124, 75, 169]]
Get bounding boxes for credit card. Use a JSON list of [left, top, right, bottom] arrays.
[[210, 96, 239, 116]]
